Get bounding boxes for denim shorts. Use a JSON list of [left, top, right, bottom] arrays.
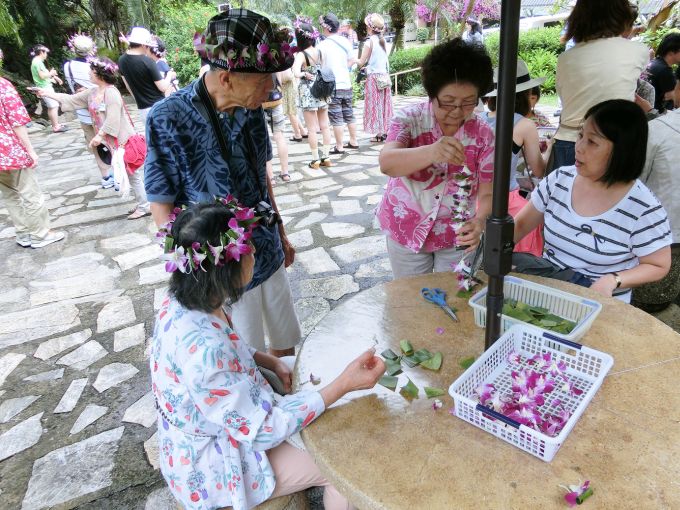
[[327, 89, 355, 126]]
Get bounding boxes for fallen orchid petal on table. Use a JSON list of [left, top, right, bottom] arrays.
[[561, 480, 592, 507], [432, 399, 443, 410], [436, 327, 445, 335]]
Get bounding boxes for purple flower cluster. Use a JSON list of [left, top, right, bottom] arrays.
[[475, 351, 583, 437], [439, 0, 500, 22], [416, 2, 433, 22]]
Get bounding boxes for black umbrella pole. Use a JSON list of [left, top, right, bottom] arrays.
[[484, 0, 522, 350]]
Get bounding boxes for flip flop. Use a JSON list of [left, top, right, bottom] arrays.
[[280, 173, 291, 182], [343, 143, 359, 149], [289, 137, 303, 142], [329, 147, 345, 155], [52, 125, 69, 133], [127, 209, 151, 220], [302, 133, 309, 138]]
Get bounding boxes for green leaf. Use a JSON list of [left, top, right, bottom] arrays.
[[413, 348, 433, 363], [381, 348, 399, 360], [400, 378, 419, 398], [385, 358, 403, 376], [421, 352, 443, 371], [456, 289, 474, 299], [401, 355, 420, 368], [378, 375, 399, 391], [458, 356, 476, 369], [400, 339, 414, 356], [424, 387, 446, 398]]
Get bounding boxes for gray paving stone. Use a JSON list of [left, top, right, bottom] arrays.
[[29, 265, 120, 306], [294, 211, 327, 229], [366, 194, 383, 205], [0, 353, 26, 387], [139, 263, 170, 285], [64, 195, 85, 205], [330, 235, 386, 264], [23, 369, 64, 382], [93, 363, 139, 393], [338, 185, 380, 197], [330, 200, 362, 216], [21, 426, 125, 510], [50, 204, 131, 228], [56, 341, 107, 370], [274, 193, 303, 205], [309, 195, 330, 204], [144, 431, 160, 471], [301, 177, 337, 190], [0, 225, 15, 238], [341, 171, 371, 182], [320, 222, 366, 239], [33, 252, 104, 281], [287, 229, 313, 249], [33, 329, 92, 361], [113, 244, 162, 271], [0, 286, 29, 305], [0, 413, 43, 462], [295, 247, 340, 274], [122, 392, 156, 427], [70, 404, 108, 434], [52, 204, 85, 216], [53, 378, 88, 413], [0, 395, 41, 423], [295, 297, 331, 337], [0, 303, 81, 349], [87, 197, 131, 208], [355, 258, 393, 278], [298, 275, 359, 300], [113, 323, 146, 352], [280, 203, 321, 215], [44, 196, 66, 209], [97, 296, 136, 332], [100, 232, 152, 251], [145, 487, 176, 509], [64, 184, 100, 196], [303, 184, 343, 197]]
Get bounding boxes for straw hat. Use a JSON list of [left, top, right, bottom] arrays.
[[485, 59, 546, 97]]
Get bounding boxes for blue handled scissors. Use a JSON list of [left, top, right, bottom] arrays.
[[421, 287, 459, 322]]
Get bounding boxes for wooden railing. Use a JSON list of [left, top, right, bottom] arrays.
[[389, 67, 422, 96]]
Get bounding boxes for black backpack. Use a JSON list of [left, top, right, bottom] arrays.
[[303, 50, 335, 101]]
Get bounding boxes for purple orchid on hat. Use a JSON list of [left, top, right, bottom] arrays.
[[193, 9, 296, 73]]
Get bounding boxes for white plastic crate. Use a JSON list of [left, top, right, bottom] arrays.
[[449, 324, 613, 462], [468, 275, 602, 342]]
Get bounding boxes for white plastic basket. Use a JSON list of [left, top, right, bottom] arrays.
[[468, 275, 602, 342], [449, 324, 613, 462]]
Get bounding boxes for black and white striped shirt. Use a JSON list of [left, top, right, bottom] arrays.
[[532, 167, 672, 302]]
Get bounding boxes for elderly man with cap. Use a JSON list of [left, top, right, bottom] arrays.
[[318, 13, 359, 153], [144, 10, 301, 359], [63, 34, 114, 188], [118, 27, 176, 123]]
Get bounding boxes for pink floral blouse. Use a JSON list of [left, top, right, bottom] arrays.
[[0, 77, 33, 171], [376, 100, 495, 252]]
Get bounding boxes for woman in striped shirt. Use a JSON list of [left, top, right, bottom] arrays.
[[513, 99, 672, 302]]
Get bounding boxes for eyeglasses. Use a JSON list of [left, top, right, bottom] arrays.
[[435, 97, 478, 113]]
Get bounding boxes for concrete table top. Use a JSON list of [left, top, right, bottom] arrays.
[[295, 272, 680, 509]]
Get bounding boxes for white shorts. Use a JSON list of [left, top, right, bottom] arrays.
[[230, 263, 301, 351], [42, 96, 59, 109], [386, 236, 466, 279]]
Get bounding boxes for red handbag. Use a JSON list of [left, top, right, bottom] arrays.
[[123, 133, 146, 173]]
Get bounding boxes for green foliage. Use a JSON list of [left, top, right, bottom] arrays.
[[352, 73, 365, 102], [642, 27, 680, 52], [388, 44, 430, 93], [416, 27, 429, 43], [519, 48, 558, 94], [404, 83, 426, 96], [154, 1, 215, 87]]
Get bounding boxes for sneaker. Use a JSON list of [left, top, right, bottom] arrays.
[[320, 158, 333, 167], [31, 231, 65, 248], [101, 176, 115, 189], [16, 235, 32, 248]]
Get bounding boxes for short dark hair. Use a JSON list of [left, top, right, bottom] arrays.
[[530, 85, 541, 101], [583, 99, 648, 186], [656, 32, 680, 58], [565, 0, 636, 43], [421, 37, 493, 99], [168, 203, 247, 313], [486, 89, 531, 116], [128, 42, 142, 49], [30, 45, 49, 57], [90, 57, 118, 85], [322, 13, 340, 33], [295, 24, 317, 50]]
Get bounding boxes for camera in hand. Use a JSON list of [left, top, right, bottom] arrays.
[[255, 201, 281, 228]]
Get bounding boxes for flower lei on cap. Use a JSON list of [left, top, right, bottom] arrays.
[[193, 24, 296, 71], [293, 16, 319, 40], [157, 196, 259, 274], [86, 56, 118, 74], [318, 16, 333, 32], [364, 14, 384, 33], [67, 33, 96, 56]]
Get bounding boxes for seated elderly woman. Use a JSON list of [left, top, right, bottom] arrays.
[[513, 99, 672, 302], [377, 38, 495, 278], [151, 200, 384, 510]]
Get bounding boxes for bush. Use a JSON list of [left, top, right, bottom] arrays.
[[404, 83, 426, 96], [417, 27, 430, 43], [642, 27, 680, 53], [519, 48, 558, 94], [388, 44, 430, 94], [155, 1, 216, 87]]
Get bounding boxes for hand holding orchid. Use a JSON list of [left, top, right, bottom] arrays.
[[430, 136, 465, 166]]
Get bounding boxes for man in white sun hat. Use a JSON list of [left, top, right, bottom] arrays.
[[118, 27, 176, 123]]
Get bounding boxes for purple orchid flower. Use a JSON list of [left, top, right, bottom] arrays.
[[207, 241, 224, 265], [163, 246, 189, 273], [528, 352, 551, 371], [507, 405, 541, 427], [475, 383, 495, 406], [190, 242, 207, 272], [507, 350, 522, 365], [224, 238, 252, 262], [234, 207, 255, 221]]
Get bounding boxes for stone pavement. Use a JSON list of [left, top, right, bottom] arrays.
[[1, 95, 678, 510]]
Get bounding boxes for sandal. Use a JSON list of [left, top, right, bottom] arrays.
[[127, 208, 151, 220], [320, 158, 333, 167], [280, 173, 291, 182], [343, 142, 359, 149], [52, 125, 69, 133], [302, 133, 309, 138], [308, 160, 320, 169], [329, 147, 345, 155], [289, 136, 303, 142]]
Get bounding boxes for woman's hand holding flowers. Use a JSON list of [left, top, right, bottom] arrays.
[[430, 136, 465, 166], [455, 217, 484, 252]]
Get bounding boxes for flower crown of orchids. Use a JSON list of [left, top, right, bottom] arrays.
[[193, 26, 296, 71], [364, 14, 384, 34], [318, 16, 333, 32], [157, 197, 259, 274], [86, 56, 118, 75], [67, 33, 96, 56], [293, 16, 319, 39]]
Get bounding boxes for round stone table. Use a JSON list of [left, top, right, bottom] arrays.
[[294, 272, 680, 509]]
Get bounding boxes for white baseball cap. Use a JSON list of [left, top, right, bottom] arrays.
[[127, 27, 153, 46]]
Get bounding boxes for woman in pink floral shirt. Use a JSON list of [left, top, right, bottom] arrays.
[[377, 39, 495, 278]]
